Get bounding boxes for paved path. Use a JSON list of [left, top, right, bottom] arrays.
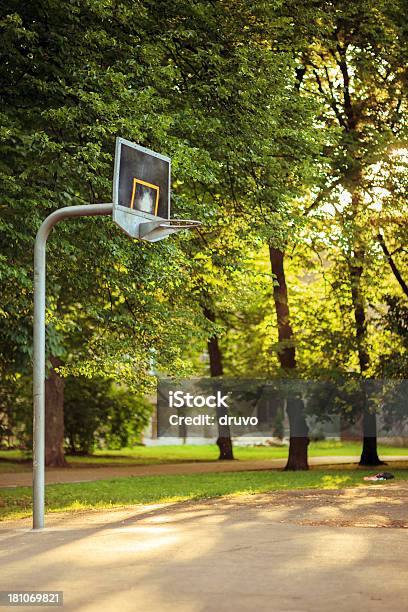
[[1, 455, 407, 489], [1, 483, 407, 611]]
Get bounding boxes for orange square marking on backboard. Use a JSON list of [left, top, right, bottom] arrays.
[[130, 178, 160, 216]]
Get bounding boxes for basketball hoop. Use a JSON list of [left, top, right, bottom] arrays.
[[32, 137, 202, 529], [139, 218, 201, 241]]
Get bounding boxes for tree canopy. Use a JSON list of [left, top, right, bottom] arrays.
[[1, 0, 407, 466]]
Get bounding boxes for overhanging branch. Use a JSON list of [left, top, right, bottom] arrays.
[[377, 232, 408, 298]]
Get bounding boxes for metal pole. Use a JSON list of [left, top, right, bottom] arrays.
[[32, 204, 113, 530]]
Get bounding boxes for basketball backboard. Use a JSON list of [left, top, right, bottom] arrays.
[[113, 137, 170, 238], [113, 137, 200, 241]]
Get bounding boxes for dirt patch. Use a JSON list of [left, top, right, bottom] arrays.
[[184, 482, 408, 528]]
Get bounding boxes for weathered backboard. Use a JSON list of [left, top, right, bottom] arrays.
[[113, 137, 171, 238]]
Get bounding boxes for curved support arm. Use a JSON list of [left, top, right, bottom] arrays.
[[35, 203, 113, 246], [32, 203, 112, 530]]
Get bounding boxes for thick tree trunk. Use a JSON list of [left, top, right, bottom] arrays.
[[348, 243, 382, 466], [359, 410, 385, 466], [204, 307, 234, 460], [45, 357, 67, 467], [269, 247, 309, 470], [349, 241, 382, 465], [285, 395, 309, 470], [285, 438, 309, 470]]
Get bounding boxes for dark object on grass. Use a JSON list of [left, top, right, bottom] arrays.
[[363, 472, 395, 481], [377, 472, 395, 480]]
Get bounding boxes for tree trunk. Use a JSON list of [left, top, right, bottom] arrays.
[[269, 247, 309, 470], [203, 307, 234, 460], [285, 395, 309, 470], [45, 357, 67, 467], [348, 242, 383, 466], [269, 248, 296, 371], [285, 437, 309, 470], [348, 248, 369, 374], [359, 410, 385, 466]]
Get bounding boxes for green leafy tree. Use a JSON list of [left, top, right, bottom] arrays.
[[64, 377, 152, 455], [0, 1, 209, 464], [272, 0, 408, 464]]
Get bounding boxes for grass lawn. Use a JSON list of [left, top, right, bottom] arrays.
[[1, 466, 407, 521], [0, 440, 407, 473]]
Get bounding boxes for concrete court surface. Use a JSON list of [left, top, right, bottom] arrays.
[[1, 484, 407, 611]]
